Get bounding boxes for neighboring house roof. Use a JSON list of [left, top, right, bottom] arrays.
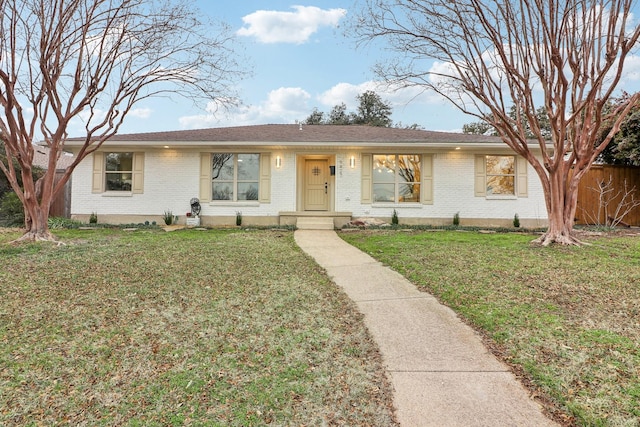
[[32, 145, 75, 170], [64, 124, 538, 151]]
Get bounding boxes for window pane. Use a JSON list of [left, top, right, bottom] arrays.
[[238, 154, 259, 181], [212, 154, 234, 180], [106, 173, 132, 191], [237, 182, 259, 200], [105, 152, 133, 172], [213, 182, 233, 200], [373, 183, 395, 202], [373, 155, 395, 183], [397, 155, 420, 184], [487, 176, 515, 195], [486, 156, 514, 175], [399, 183, 420, 203]]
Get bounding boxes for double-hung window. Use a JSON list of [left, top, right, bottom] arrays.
[[105, 152, 133, 191], [212, 154, 260, 201], [475, 155, 528, 198], [372, 154, 421, 203], [485, 155, 515, 195], [92, 151, 144, 194]]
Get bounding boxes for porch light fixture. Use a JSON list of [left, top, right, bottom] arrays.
[[349, 156, 356, 168], [275, 155, 282, 168]]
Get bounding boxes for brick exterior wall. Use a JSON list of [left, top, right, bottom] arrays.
[[71, 149, 548, 227]]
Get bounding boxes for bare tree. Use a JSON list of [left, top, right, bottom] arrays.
[[0, 0, 244, 242], [583, 177, 640, 227], [354, 0, 640, 245]]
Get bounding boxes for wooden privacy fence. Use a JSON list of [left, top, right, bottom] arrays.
[[49, 170, 71, 218], [574, 165, 640, 226]]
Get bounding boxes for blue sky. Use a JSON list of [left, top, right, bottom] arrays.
[[104, 1, 467, 135], [104, 1, 640, 135]]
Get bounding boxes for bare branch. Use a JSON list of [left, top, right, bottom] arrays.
[[0, 0, 245, 241], [352, 0, 640, 244]]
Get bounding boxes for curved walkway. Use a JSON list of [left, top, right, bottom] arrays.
[[295, 230, 557, 427]]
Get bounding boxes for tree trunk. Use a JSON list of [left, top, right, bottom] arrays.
[[17, 204, 55, 242], [11, 176, 56, 243], [535, 166, 581, 246]]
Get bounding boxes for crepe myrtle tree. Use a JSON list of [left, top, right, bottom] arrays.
[[0, 0, 244, 242], [354, 0, 640, 245]]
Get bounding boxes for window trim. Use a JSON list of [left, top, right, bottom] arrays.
[[362, 153, 433, 205], [92, 151, 144, 194], [212, 154, 260, 202], [475, 154, 528, 198], [200, 152, 271, 203]]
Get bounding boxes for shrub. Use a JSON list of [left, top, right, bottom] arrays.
[[513, 213, 520, 228], [48, 217, 82, 229], [0, 192, 24, 226], [236, 211, 242, 226], [163, 211, 170, 225], [163, 210, 174, 225], [453, 211, 460, 226], [89, 212, 98, 224], [391, 209, 399, 225]]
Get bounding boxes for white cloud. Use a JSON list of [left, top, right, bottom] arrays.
[[618, 54, 640, 84], [262, 87, 311, 114], [317, 82, 377, 109], [177, 81, 463, 130], [318, 81, 443, 111], [179, 87, 312, 128], [129, 107, 152, 119], [237, 6, 346, 44]]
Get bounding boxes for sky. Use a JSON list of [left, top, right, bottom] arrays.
[[88, 1, 640, 136]]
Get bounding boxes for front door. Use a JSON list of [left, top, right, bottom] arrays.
[[304, 159, 329, 211]]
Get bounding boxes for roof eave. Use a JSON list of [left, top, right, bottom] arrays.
[[64, 139, 548, 152]]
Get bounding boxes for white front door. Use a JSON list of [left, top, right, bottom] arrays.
[[304, 159, 329, 211]]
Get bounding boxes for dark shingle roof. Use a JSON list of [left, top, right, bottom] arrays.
[[82, 124, 502, 144]]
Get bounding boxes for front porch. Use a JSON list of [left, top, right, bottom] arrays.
[[279, 211, 353, 229]]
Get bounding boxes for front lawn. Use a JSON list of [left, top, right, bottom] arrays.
[[340, 229, 640, 426], [0, 228, 397, 426]]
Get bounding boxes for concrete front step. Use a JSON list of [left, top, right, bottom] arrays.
[[296, 216, 335, 230]]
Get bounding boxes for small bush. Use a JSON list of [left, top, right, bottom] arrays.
[[0, 192, 24, 226], [391, 209, 399, 225], [513, 213, 520, 228], [48, 217, 82, 229], [89, 212, 98, 224], [236, 211, 242, 226], [453, 211, 460, 226], [163, 210, 174, 225]]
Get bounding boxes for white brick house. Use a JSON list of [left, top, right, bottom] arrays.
[[66, 124, 549, 228]]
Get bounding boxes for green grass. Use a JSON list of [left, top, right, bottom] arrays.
[[340, 229, 640, 426], [0, 228, 397, 426]]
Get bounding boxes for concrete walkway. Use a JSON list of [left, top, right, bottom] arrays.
[[294, 230, 557, 427]]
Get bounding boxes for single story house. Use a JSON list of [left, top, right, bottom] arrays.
[[66, 124, 549, 228]]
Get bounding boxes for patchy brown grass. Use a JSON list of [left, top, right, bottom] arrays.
[[341, 229, 640, 427], [0, 228, 397, 426]]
